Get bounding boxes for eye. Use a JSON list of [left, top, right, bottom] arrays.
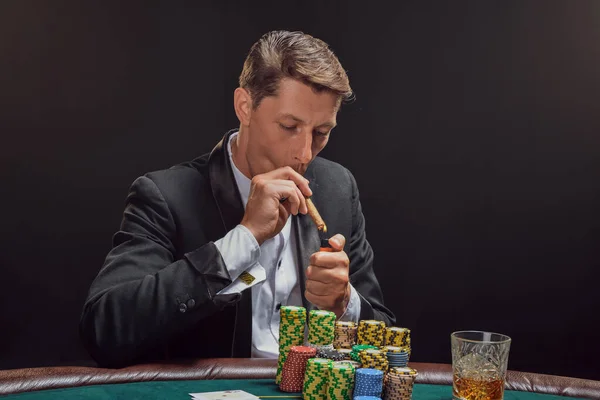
[[279, 123, 297, 132], [314, 130, 330, 138]]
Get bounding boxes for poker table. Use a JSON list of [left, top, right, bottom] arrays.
[[0, 359, 598, 399]]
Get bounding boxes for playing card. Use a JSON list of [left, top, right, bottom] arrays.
[[189, 390, 260, 400]]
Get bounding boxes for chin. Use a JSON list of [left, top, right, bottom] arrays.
[[296, 165, 308, 175], [275, 162, 308, 175]]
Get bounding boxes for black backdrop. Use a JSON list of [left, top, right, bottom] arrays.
[[1, 1, 599, 380]]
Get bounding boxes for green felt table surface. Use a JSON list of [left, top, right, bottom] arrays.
[[0, 379, 585, 400]]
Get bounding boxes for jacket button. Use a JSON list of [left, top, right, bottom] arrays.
[[179, 303, 187, 313], [187, 299, 196, 308]]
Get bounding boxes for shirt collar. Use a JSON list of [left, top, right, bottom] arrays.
[[227, 132, 251, 208]]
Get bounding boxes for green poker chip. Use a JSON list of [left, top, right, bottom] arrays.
[[275, 306, 306, 385]]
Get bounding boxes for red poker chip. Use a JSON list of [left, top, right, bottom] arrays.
[[290, 345, 317, 355], [279, 348, 315, 392]]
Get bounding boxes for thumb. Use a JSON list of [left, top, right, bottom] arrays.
[[328, 234, 346, 251]]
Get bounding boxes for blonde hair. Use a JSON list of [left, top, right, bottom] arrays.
[[239, 30, 353, 108]]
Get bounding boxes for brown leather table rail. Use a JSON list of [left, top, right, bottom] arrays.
[[0, 358, 598, 398]]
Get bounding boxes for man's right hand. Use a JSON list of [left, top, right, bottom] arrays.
[[241, 166, 313, 245]]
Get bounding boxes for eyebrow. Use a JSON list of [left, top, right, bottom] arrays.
[[278, 113, 337, 129]]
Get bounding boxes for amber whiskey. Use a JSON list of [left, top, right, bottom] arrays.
[[453, 374, 505, 400]]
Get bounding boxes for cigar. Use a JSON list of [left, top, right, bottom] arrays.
[[305, 197, 327, 233]]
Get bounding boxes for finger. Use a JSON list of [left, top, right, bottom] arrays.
[[295, 186, 308, 214], [309, 251, 350, 269], [305, 290, 326, 309], [328, 234, 345, 251], [281, 200, 301, 220], [267, 166, 313, 198], [307, 265, 349, 287], [306, 265, 335, 284], [305, 290, 337, 311], [279, 180, 307, 216], [271, 182, 301, 215], [305, 279, 331, 296], [278, 202, 291, 222]]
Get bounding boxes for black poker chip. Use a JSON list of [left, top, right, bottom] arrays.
[[316, 348, 346, 361]]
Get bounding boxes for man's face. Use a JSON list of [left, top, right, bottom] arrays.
[[243, 78, 339, 177]]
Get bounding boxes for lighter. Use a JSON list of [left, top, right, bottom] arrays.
[[320, 238, 333, 252]]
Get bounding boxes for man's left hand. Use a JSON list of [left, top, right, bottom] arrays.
[[305, 234, 351, 319]]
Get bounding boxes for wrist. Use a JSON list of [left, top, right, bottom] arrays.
[[240, 220, 265, 246], [333, 285, 352, 319]]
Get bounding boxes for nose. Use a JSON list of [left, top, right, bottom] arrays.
[[295, 130, 313, 164]]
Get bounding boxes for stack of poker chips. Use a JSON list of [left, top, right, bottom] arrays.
[[337, 348, 353, 360], [303, 358, 332, 400], [309, 343, 335, 353], [350, 345, 377, 362], [384, 367, 418, 400], [308, 310, 336, 346], [357, 320, 386, 347], [382, 346, 410, 368], [317, 347, 346, 361], [279, 346, 317, 392], [326, 361, 356, 400], [358, 348, 389, 372], [276, 306, 307, 384], [337, 360, 362, 369], [384, 327, 411, 348], [353, 368, 384, 397], [333, 321, 357, 349]]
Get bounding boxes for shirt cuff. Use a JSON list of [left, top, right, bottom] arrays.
[[214, 224, 260, 281], [218, 262, 266, 295], [338, 284, 361, 322], [215, 224, 266, 295]]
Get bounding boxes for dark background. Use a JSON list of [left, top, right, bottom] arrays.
[[1, 0, 599, 379]]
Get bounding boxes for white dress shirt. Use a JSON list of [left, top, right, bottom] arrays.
[[214, 132, 361, 358]]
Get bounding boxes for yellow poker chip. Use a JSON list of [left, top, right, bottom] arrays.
[[276, 306, 306, 385], [389, 366, 418, 376], [357, 320, 386, 347], [358, 348, 389, 372], [385, 326, 411, 348], [303, 358, 332, 400], [386, 327, 410, 334], [308, 310, 335, 346], [383, 345, 405, 353], [337, 359, 361, 369]]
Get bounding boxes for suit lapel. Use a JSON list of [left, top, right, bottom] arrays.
[[208, 130, 246, 235], [208, 130, 252, 357], [293, 164, 321, 313]]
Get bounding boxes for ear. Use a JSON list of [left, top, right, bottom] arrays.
[[234, 87, 252, 127]]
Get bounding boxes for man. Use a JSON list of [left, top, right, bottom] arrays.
[[80, 30, 395, 368]]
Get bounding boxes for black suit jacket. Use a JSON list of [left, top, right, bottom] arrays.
[[80, 130, 395, 367]]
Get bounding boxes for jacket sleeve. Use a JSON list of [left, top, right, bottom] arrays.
[[345, 169, 397, 326], [79, 175, 240, 367]]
